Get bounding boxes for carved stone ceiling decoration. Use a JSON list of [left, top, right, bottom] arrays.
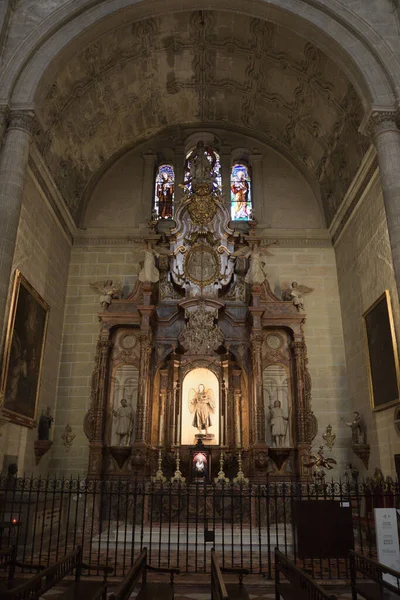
[[35, 10, 368, 223]]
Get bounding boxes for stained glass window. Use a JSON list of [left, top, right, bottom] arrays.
[[154, 164, 175, 219], [230, 163, 252, 220], [184, 143, 221, 192]]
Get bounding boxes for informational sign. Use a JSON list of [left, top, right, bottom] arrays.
[[374, 508, 400, 586]]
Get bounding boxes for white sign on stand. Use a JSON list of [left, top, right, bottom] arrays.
[[375, 508, 400, 587]]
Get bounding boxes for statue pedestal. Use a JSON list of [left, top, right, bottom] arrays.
[[109, 446, 131, 470], [269, 447, 292, 472], [34, 440, 53, 465]]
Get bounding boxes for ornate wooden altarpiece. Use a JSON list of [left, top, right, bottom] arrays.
[[83, 146, 318, 482]]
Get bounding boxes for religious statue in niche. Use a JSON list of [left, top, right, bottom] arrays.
[[154, 164, 174, 219], [269, 400, 289, 447], [344, 411, 366, 444], [189, 384, 216, 440], [282, 281, 313, 311], [38, 407, 53, 440], [113, 398, 134, 446], [89, 280, 123, 310], [231, 242, 273, 285]]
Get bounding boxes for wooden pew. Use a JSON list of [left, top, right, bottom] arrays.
[[2, 546, 112, 600], [349, 550, 400, 599], [275, 548, 337, 600], [211, 548, 249, 600], [108, 547, 179, 600], [0, 545, 44, 591]]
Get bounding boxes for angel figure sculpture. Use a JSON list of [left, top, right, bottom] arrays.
[[137, 242, 172, 284], [231, 241, 274, 285], [189, 383, 216, 437], [305, 445, 337, 477], [282, 281, 313, 311], [89, 280, 123, 310]]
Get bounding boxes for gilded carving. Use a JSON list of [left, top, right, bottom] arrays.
[[184, 245, 221, 286], [179, 303, 224, 354]]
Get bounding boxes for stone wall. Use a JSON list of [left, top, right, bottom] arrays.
[[335, 172, 400, 476], [0, 171, 71, 475]]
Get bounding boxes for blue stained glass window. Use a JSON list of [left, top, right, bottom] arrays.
[[230, 164, 252, 220], [154, 164, 175, 219]]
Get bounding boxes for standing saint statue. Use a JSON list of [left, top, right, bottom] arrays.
[[113, 398, 134, 446], [269, 400, 289, 447], [38, 407, 54, 441], [189, 384, 216, 437], [345, 411, 366, 444]]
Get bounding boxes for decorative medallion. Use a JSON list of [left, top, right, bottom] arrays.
[[184, 244, 221, 286], [121, 334, 138, 350], [187, 182, 218, 225], [266, 334, 282, 350]]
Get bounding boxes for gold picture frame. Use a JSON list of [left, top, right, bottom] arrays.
[[0, 270, 49, 427], [362, 290, 400, 411]]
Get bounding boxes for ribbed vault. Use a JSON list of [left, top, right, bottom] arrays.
[[34, 10, 369, 224]]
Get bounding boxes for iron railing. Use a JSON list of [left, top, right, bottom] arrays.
[[0, 475, 398, 580]]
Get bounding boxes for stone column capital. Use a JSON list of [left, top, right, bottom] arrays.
[[367, 110, 399, 138], [8, 110, 37, 135]]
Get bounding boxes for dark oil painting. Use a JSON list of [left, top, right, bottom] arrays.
[[363, 290, 400, 411], [1, 271, 49, 426]]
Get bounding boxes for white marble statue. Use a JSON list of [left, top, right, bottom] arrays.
[[138, 242, 160, 283], [89, 280, 123, 310], [113, 398, 134, 446], [282, 281, 313, 311], [231, 241, 274, 285], [269, 400, 289, 448]]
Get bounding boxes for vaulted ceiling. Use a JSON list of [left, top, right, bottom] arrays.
[[35, 10, 369, 224]]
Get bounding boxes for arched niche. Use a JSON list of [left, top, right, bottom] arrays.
[[263, 364, 291, 448], [109, 364, 139, 446], [181, 367, 219, 446]]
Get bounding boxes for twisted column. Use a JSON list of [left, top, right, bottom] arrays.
[[0, 110, 36, 334]]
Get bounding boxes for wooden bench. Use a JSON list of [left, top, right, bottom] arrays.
[[349, 550, 400, 599], [211, 548, 250, 600], [275, 548, 337, 600], [2, 546, 113, 600], [108, 547, 179, 600], [0, 545, 44, 592]]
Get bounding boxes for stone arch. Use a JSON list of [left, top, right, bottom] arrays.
[[0, 0, 397, 108]]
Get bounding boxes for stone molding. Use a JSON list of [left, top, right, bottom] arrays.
[[330, 144, 379, 246], [28, 143, 76, 243], [74, 229, 332, 248]]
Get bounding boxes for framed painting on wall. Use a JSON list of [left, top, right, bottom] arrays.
[[363, 290, 400, 411], [0, 270, 49, 427]]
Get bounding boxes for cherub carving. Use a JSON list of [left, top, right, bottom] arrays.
[[282, 281, 313, 311], [231, 241, 274, 285], [89, 280, 123, 310]]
